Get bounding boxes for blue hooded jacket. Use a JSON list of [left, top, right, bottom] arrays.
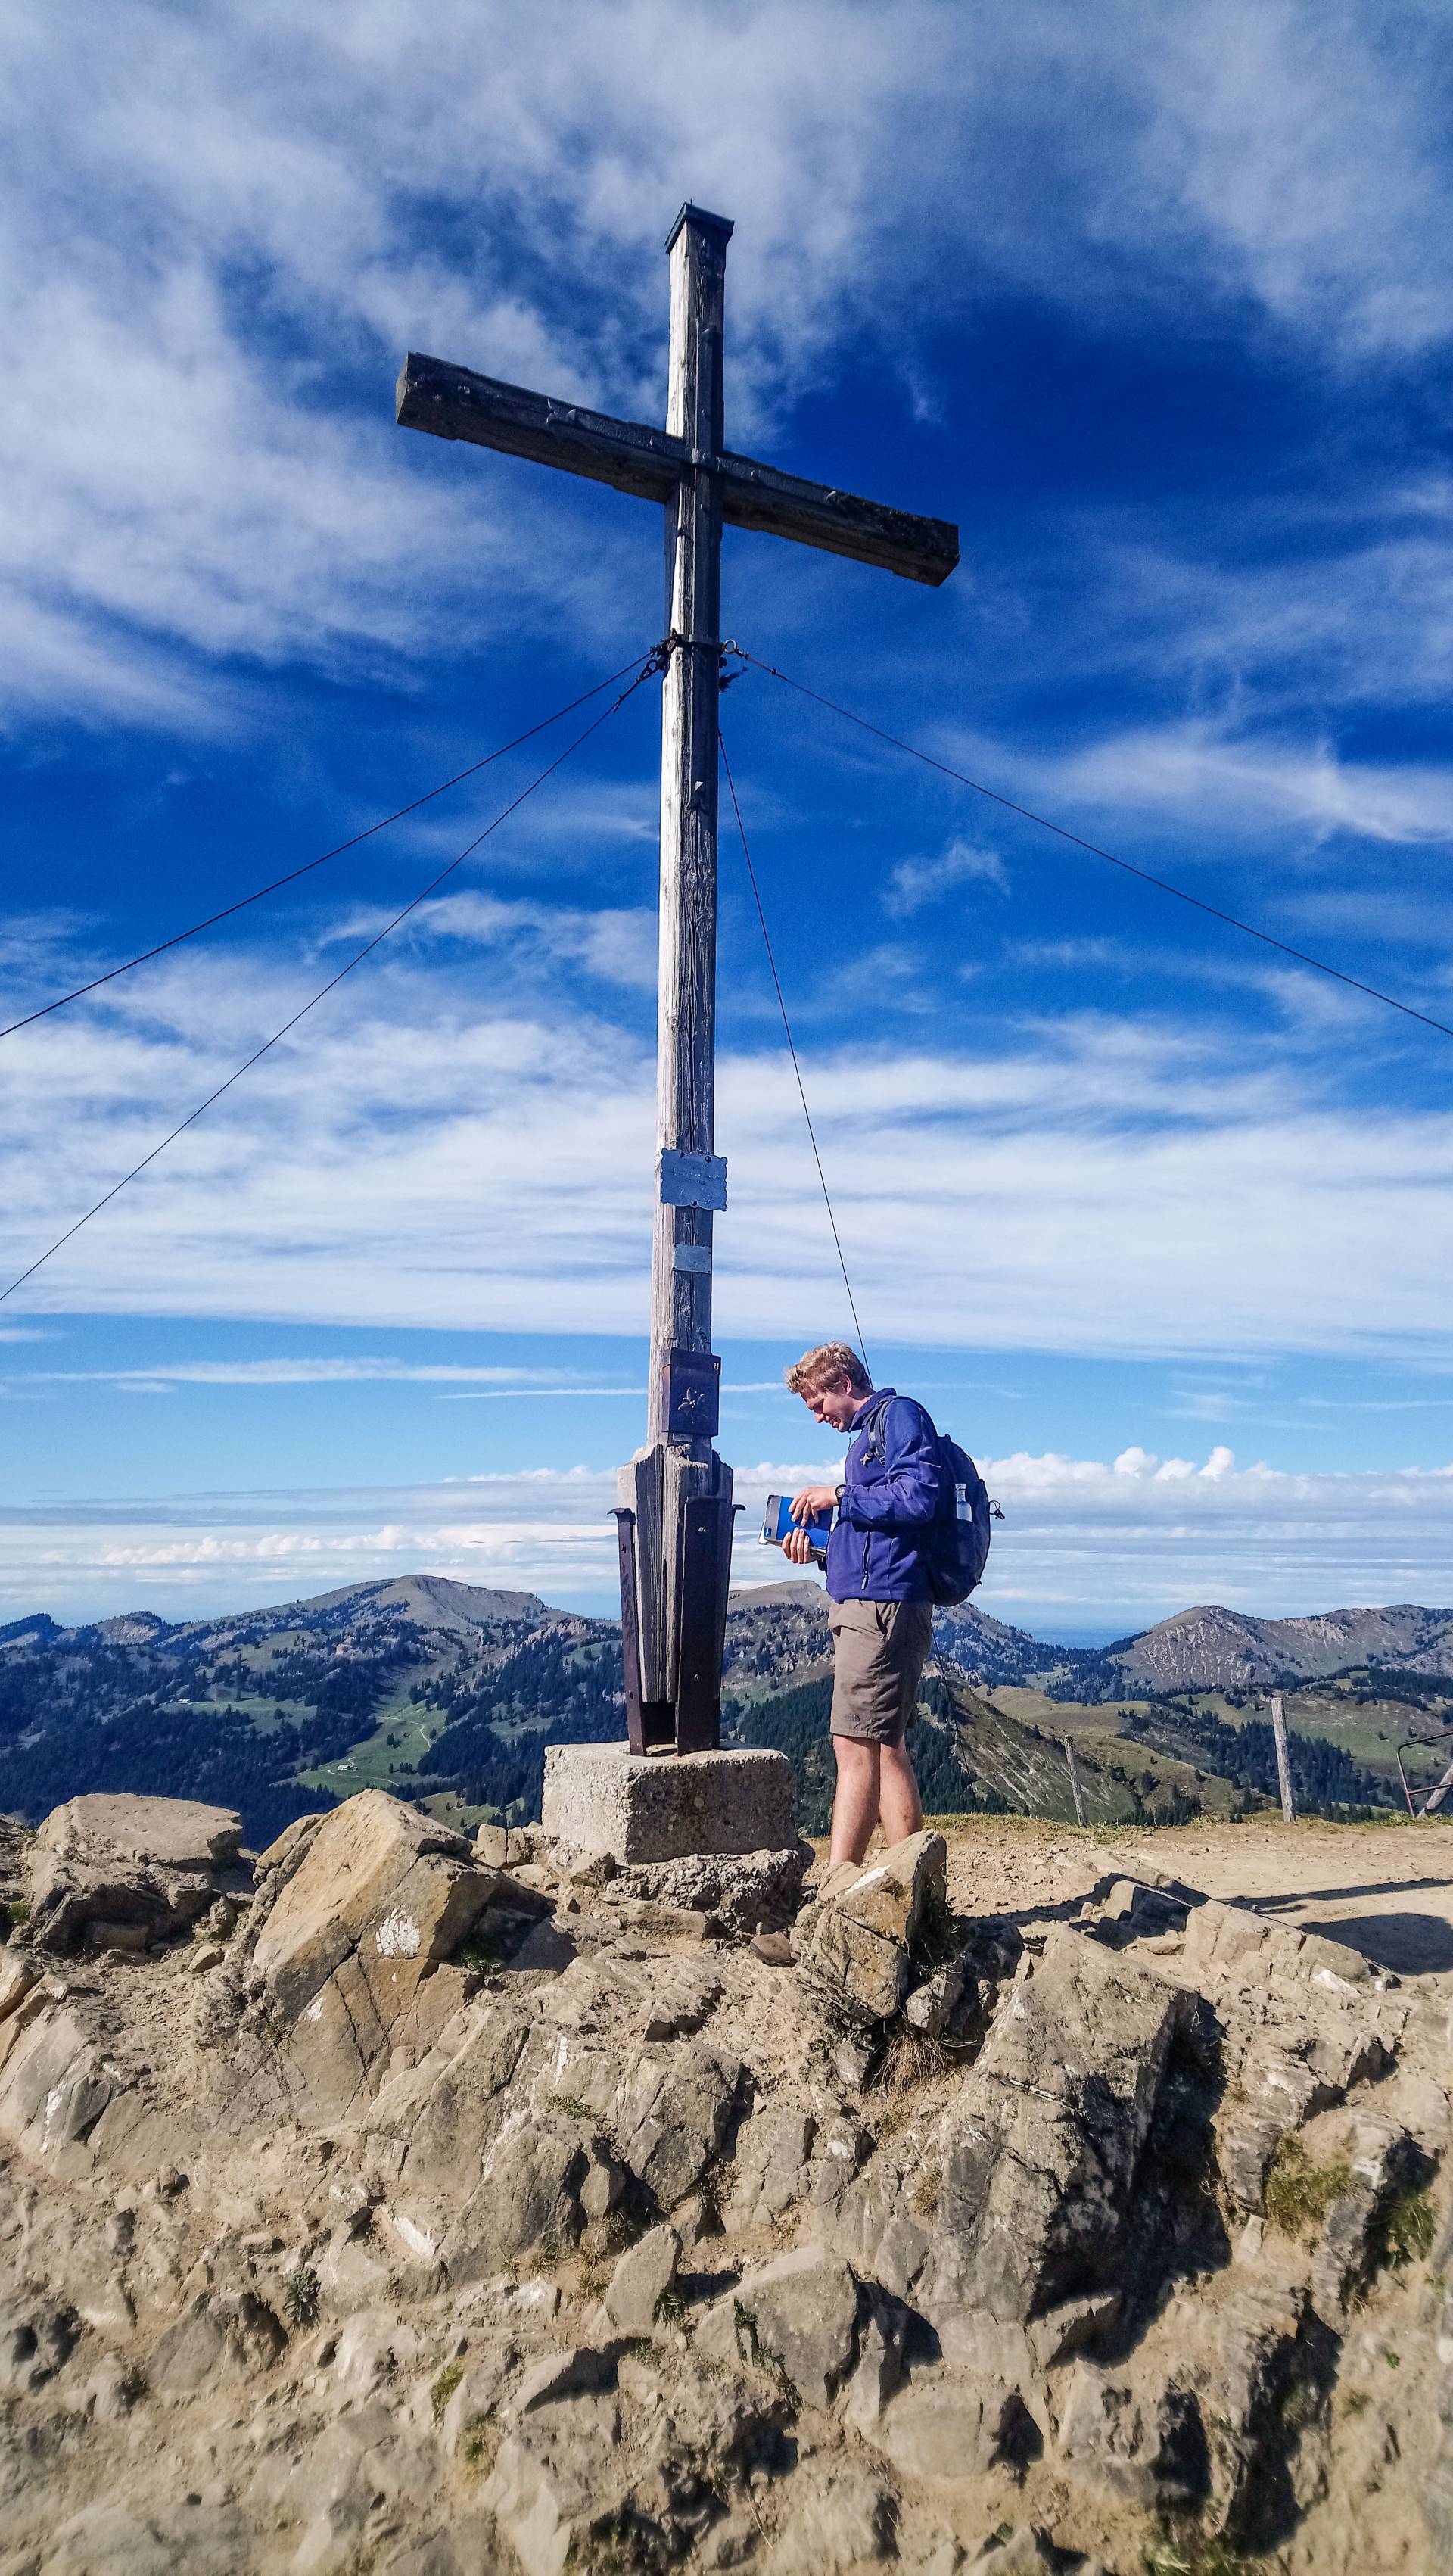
[[823, 1387, 945, 1603]]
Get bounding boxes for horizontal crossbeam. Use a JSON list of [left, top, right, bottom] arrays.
[[397, 353, 959, 587]]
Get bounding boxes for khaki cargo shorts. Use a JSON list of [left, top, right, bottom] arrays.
[[828, 1596, 934, 1747]]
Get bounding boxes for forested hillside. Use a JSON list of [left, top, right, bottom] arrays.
[[2, 1571, 1449, 1842]]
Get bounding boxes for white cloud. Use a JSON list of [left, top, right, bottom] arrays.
[[885, 839, 1007, 917], [5, 1444, 1452, 1627], [1041, 722, 1453, 849], [4, 939, 1453, 1363], [5, 2, 1453, 721], [323, 892, 658, 992], [5, 1360, 622, 1389]]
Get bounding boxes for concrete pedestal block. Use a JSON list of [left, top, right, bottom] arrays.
[[541, 1743, 796, 1864]]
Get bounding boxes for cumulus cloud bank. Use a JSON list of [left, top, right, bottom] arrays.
[[5, 1444, 1451, 1628]]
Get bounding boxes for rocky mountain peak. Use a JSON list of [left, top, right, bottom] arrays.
[[0, 1783, 1444, 2572]]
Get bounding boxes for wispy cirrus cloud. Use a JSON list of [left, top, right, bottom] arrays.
[[5, 2, 1453, 727], [320, 892, 658, 991], [4, 929, 1453, 1360], [885, 838, 1008, 917]]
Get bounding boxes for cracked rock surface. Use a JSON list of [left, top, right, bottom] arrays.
[[0, 1793, 1448, 2573]]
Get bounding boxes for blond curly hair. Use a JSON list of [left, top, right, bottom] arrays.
[[783, 1341, 871, 1397]]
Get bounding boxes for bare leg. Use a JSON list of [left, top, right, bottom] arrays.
[[879, 1742, 923, 1846], [829, 1737, 882, 1868]]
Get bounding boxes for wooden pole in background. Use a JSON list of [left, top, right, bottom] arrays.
[[1270, 1693, 1297, 1824]]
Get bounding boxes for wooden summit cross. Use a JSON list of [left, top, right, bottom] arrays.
[[397, 204, 958, 1756]]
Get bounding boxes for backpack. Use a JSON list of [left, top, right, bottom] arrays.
[[863, 1397, 994, 1606]]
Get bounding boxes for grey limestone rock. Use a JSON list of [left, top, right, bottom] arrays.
[[27, 1795, 248, 1954], [600, 2220, 681, 2335], [793, 1830, 948, 2023], [608, 1841, 813, 1934], [921, 1927, 1185, 2329], [235, 1793, 514, 2123], [608, 2042, 744, 2208], [440, 2117, 593, 2282], [0, 2300, 79, 2393], [483, 2379, 624, 2576], [36, 2503, 259, 2575], [724, 2099, 816, 2230], [770, 2465, 898, 2568], [904, 1956, 983, 2043], [863, 2369, 1025, 2481], [1055, 2360, 1207, 2509], [695, 2244, 859, 2406], [148, 2288, 285, 2394]]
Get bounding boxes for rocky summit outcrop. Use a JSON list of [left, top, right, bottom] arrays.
[[26, 1794, 249, 1954], [0, 1793, 1447, 2573]]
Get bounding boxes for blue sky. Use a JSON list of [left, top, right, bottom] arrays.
[[4, 0, 1453, 1631]]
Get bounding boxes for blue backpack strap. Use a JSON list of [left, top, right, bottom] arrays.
[[860, 1393, 895, 1466]]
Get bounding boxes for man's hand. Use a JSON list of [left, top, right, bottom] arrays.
[[782, 1484, 839, 1564]]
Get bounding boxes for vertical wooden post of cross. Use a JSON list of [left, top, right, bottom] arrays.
[[621, 207, 737, 1749], [650, 207, 728, 1433], [1270, 1693, 1297, 1824]]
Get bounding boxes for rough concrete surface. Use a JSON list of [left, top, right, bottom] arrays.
[[540, 1741, 797, 1861]]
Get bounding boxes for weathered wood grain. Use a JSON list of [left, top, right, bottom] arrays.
[[396, 353, 958, 586], [649, 207, 726, 1448]]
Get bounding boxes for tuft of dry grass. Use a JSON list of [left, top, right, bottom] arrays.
[[1264, 2135, 1352, 2239], [871, 2024, 954, 2098]]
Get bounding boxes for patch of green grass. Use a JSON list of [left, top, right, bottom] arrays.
[[731, 2299, 793, 2392], [596, 2204, 639, 2257], [1343, 2388, 1371, 2414], [1374, 2185, 1436, 2271], [1264, 2135, 1353, 2239], [460, 2416, 499, 2475], [1277, 2378, 1320, 2433], [431, 2360, 465, 2422], [1144, 2539, 1247, 2576], [652, 2288, 686, 2328], [551, 2094, 595, 2123], [282, 2261, 320, 2328], [1, 1897, 30, 1935], [1384, 2349, 1402, 2369]]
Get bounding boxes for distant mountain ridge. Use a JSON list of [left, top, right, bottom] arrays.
[[1085, 1600, 1453, 1696], [2, 1573, 1451, 1845], [8, 1573, 1453, 1693]]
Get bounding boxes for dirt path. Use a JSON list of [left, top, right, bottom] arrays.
[[907, 1811, 1453, 1985]]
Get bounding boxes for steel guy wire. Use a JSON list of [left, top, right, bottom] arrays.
[[0, 651, 662, 1307], [0, 653, 651, 1042], [720, 730, 871, 1376], [728, 647, 1453, 1048]]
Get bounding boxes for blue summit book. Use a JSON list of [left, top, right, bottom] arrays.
[[761, 1493, 835, 1548]]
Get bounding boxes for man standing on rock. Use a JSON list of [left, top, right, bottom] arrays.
[[781, 1341, 943, 1869]]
